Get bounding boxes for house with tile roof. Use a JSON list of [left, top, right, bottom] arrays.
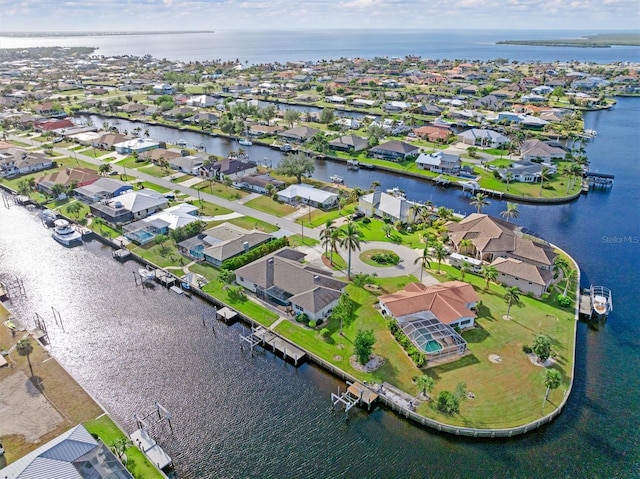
[[379, 281, 479, 329], [235, 248, 346, 320], [36, 167, 100, 195], [490, 257, 555, 296], [445, 214, 557, 296]]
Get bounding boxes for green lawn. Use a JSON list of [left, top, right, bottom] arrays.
[[287, 234, 320, 247], [135, 181, 172, 193], [347, 218, 427, 248], [138, 164, 171, 178], [192, 200, 233, 218], [322, 251, 347, 271], [84, 416, 165, 479], [9, 139, 30, 147], [200, 269, 279, 327], [205, 214, 279, 233], [296, 204, 356, 228], [194, 181, 249, 201], [117, 156, 151, 169], [245, 195, 297, 217]]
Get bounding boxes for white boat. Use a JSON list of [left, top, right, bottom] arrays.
[[591, 286, 612, 317], [330, 175, 344, 184], [176, 139, 187, 147], [280, 143, 292, 152], [238, 138, 253, 146], [386, 187, 406, 198], [52, 219, 83, 246]]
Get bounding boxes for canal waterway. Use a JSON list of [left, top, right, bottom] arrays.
[[1, 97, 638, 478]]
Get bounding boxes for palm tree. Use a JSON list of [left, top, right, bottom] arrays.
[[98, 163, 112, 176], [554, 256, 569, 274], [458, 238, 473, 256], [328, 227, 342, 267], [339, 222, 361, 280], [414, 248, 432, 282], [504, 171, 514, 191], [437, 206, 453, 221], [543, 369, 562, 408], [349, 187, 364, 204], [415, 374, 435, 399], [382, 223, 393, 238], [481, 265, 498, 290], [432, 242, 448, 274], [504, 286, 521, 318], [16, 338, 34, 377], [470, 192, 489, 214], [320, 220, 336, 260], [67, 201, 83, 219], [500, 202, 519, 222], [369, 180, 381, 192], [563, 268, 578, 296], [539, 166, 551, 195], [409, 202, 422, 224]]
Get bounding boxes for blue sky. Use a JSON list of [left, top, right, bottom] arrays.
[[0, 0, 638, 32]]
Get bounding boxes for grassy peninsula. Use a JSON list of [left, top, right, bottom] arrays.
[[497, 33, 640, 48]]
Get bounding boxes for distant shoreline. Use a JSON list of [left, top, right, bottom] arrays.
[[0, 30, 215, 38], [497, 33, 640, 48]]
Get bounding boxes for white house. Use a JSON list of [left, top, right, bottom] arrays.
[[114, 138, 160, 155], [415, 151, 461, 175], [152, 83, 174, 95], [186, 94, 218, 107], [277, 183, 338, 210], [358, 191, 412, 223], [458, 128, 510, 148]]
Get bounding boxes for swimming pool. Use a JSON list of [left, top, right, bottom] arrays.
[[423, 340, 442, 353]]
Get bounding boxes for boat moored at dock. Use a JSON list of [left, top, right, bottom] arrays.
[[51, 219, 83, 247]]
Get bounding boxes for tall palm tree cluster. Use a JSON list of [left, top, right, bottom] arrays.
[[320, 220, 362, 279]]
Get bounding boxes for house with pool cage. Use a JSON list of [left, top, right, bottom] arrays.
[[378, 281, 478, 361]]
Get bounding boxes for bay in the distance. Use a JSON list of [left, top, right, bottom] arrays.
[[1, 29, 639, 64]]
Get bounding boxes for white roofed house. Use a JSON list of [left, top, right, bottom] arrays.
[[277, 183, 338, 210], [195, 222, 273, 267], [73, 177, 133, 203], [123, 203, 200, 245], [358, 191, 412, 223], [168, 155, 205, 175], [458, 128, 509, 148], [415, 151, 461, 175], [114, 137, 160, 155], [89, 188, 168, 225]]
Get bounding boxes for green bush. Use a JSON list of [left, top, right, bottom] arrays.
[[352, 273, 378, 287], [371, 251, 400, 265], [522, 344, 533, 354], [557, 294, 572, 307], [387, 319, 427, 367], [221, 237, 289, 270], [295, 313, 309, 324], [362, 217, 371, 224], [308, 320, 317, 328], [437, 390, 460, 415]]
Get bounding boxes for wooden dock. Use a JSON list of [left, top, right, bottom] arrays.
[[331, 381, 379, 415], [579, 291, 592, 317], [241, 325, 306, 365]]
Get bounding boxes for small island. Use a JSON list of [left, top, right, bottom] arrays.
[[497, 33, 640, 48]]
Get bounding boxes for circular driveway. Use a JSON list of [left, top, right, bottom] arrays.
[[337, 241, 438, 283]]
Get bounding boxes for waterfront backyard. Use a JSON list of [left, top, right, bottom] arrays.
[[274, 264, 575, 428]]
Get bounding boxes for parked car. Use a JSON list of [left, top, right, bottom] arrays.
[[53, 137, 64, 143], [351, 210, 365, 220]]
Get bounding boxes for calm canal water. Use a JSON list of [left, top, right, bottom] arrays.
[[1, 98, 639, 478]]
